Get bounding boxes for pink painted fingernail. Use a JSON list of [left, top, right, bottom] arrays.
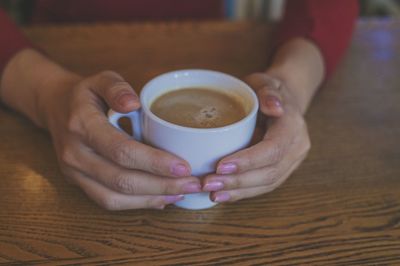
[[118, 93, 137, 107], [217, 163, 237, 175], [214, 192, 231, 203], [203, 181, 224, 192], [154, 205, 165, 210], [164, 195, 184, 204], [171, 164, 190, 177], [183, 182, 201, 194], [264, 96, 282, 110]]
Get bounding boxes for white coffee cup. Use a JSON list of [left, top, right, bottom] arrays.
[[108, 69, 258, 210]]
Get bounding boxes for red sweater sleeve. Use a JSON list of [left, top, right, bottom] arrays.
[[278, 0, 359, 79], [0, 9, 33, 76]]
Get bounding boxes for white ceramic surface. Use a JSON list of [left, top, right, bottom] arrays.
[[108, 69, 258, 210]]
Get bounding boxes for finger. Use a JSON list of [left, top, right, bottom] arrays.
[[216, 132, 280, 175], [210, 186, 271, 203], [204, 166, 279, 192], [218, 111, 309, 175], [257, 85, 284, 117], [209, 161, 296, 203], [245, 73, 285, 116], [68, 104, 191, 177], [216, 114, 293, 174], [89, 70, 140, 113], [68, 70, 191, 177], [62, 142, 201, 195], [204, 155, 304, 192], [63, 167, 185, 210], [244, 72, 279, 89]]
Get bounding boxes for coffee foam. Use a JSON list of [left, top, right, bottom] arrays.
[[151, 87, 246, 128]]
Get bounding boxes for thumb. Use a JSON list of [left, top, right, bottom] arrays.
[[257, 86, 284, 117], [91, 70, 140, 113], [256, 77, 285, 117]]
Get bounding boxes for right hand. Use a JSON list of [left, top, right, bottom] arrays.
[[43, 70, 201, 210]]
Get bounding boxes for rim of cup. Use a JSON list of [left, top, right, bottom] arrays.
[[140, 69, 259, 133]]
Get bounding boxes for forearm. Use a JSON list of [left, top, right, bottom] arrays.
[[266, 38, 324, 114], [0, 49, 80, 128]]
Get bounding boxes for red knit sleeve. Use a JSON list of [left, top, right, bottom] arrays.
[[277, 0, 359, 79], [0, 9, 33, 76]]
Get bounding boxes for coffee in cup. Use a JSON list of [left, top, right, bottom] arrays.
[[150, 87, 247, 128]]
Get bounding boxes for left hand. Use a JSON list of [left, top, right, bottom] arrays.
[[202, 73, 311, 203]]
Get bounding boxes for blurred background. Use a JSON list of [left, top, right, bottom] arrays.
[[1, 0, 400, 24]]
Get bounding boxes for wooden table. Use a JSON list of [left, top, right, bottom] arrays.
[[1, 19, 399, 265]]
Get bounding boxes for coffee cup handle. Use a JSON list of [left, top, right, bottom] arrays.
[[107, 109, 143, 142]]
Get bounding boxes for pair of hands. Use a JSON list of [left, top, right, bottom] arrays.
[[45, 70, 310, 210]]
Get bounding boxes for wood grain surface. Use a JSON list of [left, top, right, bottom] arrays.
[[0, 19, 399, 265]]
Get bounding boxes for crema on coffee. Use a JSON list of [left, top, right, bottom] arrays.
[[150, 88, 246, 128]]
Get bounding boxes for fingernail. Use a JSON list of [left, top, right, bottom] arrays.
[[203, 181, 224, 192], [183, 182, 201, 194], [217, 163, 237, 175], [164, 195, 184, 204], [171, 163, 190, 177], [154, 205, 165, 210], [118, 93, 137, 107], [214, 192, 231, 203], [264, 96, 282, 110]]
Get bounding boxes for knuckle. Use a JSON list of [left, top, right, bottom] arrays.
[[239, 149, 255, 170], [114, 145, 166, 174], [266, 77, 282, 90], [109, 81, 133, 97], [263, 86, 281, 98], [239, 147, 265, 172], [59, 147, 77, 167], [99, 70, 122, 80], [112, 174, 137, 194], [109, 141, 136, 167], [244, 73, 265, 88], [266, 167, 280, 185], [268, 144, 284, 165], [113, 81, 131, 89], [230, 177, 242, 189]]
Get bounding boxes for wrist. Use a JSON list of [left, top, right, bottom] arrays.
[[37, 70, 82, 130], [1, 49, 81, 129]]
